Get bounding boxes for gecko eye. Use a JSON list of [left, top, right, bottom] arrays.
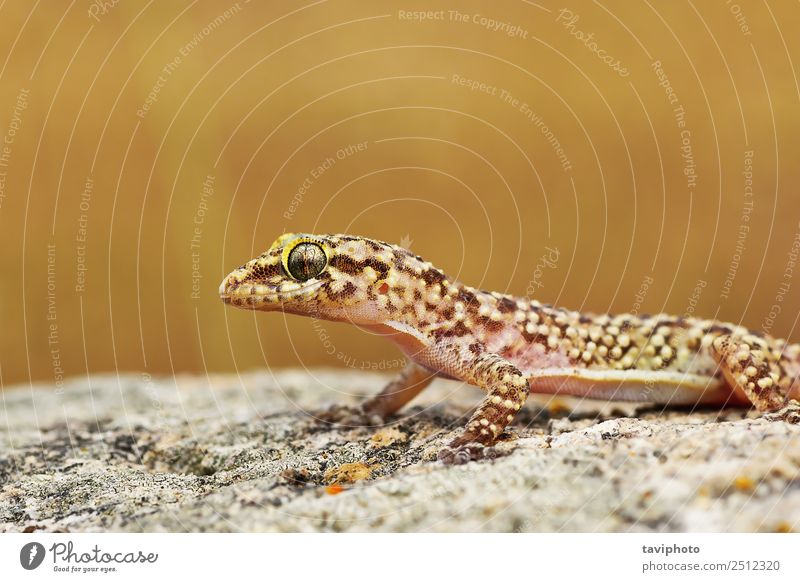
[[286, 242, 327, 281]]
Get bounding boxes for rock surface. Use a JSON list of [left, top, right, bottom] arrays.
[[1, 370, 798, 532]]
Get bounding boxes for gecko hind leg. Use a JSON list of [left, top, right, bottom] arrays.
[[319, 361, 433, 427], [711, 334, 789, 412]]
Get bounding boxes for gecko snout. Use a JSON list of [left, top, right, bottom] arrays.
[[219, 268, 249, 305], [219, 262, 316, 310], [218, 276, 232, 303]]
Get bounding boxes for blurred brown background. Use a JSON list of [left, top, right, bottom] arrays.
[[1, 0, 799, 389]]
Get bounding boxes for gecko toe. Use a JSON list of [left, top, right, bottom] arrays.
[[438, 442, 501, 465], [437, 447, 464, 465], [763, 399, 800, 424]]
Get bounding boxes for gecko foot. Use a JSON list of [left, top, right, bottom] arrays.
[[437, 442, 501, 465], [317, 404, 385, 427], [763, 399, 800, 424]]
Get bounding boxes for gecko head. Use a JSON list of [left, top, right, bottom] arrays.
[[219, 233, 447, 324]]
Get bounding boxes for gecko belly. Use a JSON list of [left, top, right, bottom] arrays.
[[524, 368, 749, 406]]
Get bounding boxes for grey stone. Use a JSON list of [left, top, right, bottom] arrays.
[[1, 370, 798, 532]]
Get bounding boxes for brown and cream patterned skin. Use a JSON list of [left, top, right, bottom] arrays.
[[220, 233, 800, 464]]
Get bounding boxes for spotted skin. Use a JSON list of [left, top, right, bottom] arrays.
[[220, 233, 800, 464]]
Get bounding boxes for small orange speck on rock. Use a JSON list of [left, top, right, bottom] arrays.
[[733, 476, 755, 491], [325, 485, 345, 495]]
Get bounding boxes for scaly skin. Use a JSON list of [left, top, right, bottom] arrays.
[[220, 233, 800, 464]]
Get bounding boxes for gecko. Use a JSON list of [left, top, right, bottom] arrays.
[[219, 233, 800, 464]]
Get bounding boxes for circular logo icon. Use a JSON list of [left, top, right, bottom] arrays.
[[20, 542, 46, 570]]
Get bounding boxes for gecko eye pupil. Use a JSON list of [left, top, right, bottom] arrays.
[[287, 243, 327, 281]]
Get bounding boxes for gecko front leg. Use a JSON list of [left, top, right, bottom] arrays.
[[320, 361, 433, 426], [422, 343, 530, 465]]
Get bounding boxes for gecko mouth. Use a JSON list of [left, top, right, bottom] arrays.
[[219, 277, 324, 308]]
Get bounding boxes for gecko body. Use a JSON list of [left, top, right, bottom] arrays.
[[220, 233, 800, 464]]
